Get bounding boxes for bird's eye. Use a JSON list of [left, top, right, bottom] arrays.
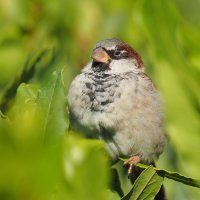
[[114, 50, 121, 57]]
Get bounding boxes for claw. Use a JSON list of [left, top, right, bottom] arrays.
[[123, 155, 141, 178]]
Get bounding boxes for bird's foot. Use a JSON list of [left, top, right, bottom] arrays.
[[123, 155, 141, 178]]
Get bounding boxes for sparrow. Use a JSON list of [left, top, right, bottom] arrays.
[[68, 38, 167, 177]]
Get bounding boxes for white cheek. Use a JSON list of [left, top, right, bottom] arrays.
[[82, 61, 93, 72], [110, 59, 139, 73]]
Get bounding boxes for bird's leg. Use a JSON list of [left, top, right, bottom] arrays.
[[123, 155, 141, 178]]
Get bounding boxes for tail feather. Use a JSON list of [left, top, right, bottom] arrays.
[[130, 162, 167, 200], [155, 184, 167, 200], [152, 162, 167, 200]]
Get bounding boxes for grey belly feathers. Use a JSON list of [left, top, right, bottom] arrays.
[[68, 71, 166, 164]]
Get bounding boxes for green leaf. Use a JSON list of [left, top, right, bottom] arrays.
[[38, 69, 66, 144], [106, 190, 121, 200], [137, 163, 200, 188], [119, 158, 200, 188], [122, 166, 163, 200], [0, 77, 66, 200], [64, 136, 110, 200], [0, 48, 55, 113]]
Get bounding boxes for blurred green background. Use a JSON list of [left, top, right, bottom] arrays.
[[0, 0, 200, 199]]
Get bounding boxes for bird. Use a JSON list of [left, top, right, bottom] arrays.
[[68, 38, 167, 178]]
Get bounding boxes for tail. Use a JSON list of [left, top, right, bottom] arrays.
[[152, 162, 167, 200], [130, 162, 167, 200], [154, 184, 167, 200]]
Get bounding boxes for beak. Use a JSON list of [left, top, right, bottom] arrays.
[[91, 48, 111, 64]]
